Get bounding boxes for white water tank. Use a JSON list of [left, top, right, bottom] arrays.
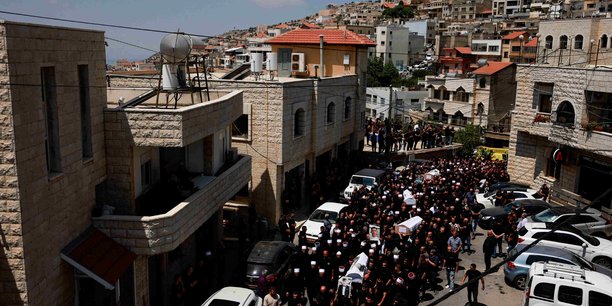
[[251, 53, 263, 73], [268, 52, 278, 71], [162, 64, 186, 90]]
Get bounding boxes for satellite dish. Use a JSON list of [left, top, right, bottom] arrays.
[[477, 58, 488, 67], [160, 33, 192, 64]]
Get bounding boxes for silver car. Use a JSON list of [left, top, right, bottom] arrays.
[[504, 243, 612, 290]]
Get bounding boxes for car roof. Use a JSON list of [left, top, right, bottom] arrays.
[[315, 202, 348, 213], [208, 286, 255, 304], [513, 243, 577, 259], [510, 199, 550, 206], [247, 241, 294, 264], [354, 169, 386, 177], [530, 262, 612, 290]]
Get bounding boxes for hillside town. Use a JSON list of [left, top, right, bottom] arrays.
[[0, 0, 611, 306]]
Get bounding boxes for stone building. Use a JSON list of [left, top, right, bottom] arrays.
[[424, 76, 475, 126], [507, 65, 612, 206], [0, 20, 250, 306], [537, 18, 612, 67], [366, 87, 429, 120]]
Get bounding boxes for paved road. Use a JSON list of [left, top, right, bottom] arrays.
[[426, 226, 524, 306]]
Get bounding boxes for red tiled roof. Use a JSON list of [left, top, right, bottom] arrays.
[[472, 61, 514, 75], [301, 22, 320, 29], [524, 37, 538, 47], [455, 47, 472, 54], [255, 32, 269, 38], [502, 31, 528, 40], [481, 9, 493, 14], [275, 23, 291, 29], [266, 29, 376, 46], [383, 2, 397, 8]]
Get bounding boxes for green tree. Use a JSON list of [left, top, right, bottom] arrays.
[[454, 124, 483, 156], [367, 57, 384, 87], [382, 2, 415, 20]]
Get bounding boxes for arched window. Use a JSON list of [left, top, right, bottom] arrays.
[[574, 35, 583, 49], [602, 34, 609, 49], [556, 101, 575, 126], [294, 108, 305, 137], [454, 87, 468, 102], [479, 77, 486, 88], [560, 35, 568, 49], [344, 97, 352, 120], [327, 102, 336, 124], [545, 35, 553, 49]]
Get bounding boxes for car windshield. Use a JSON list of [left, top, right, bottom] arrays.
[[350, 176, 375, 186], [209, 300, 241, 306], [246, 263, 272, 277], [533, 209, 560, 222], [309, 210, 339, 223], [572, 254, 594, 270]]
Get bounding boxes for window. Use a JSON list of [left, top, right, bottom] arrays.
[[381, 41, 385, 46], [574, 34, 583, 49], [525, 255, 573, 266], [327, 102, 336, 124], [479, 77, 486, 88], [590, 291, 612, 306], [141, 160, 151, 189], [558, 286, 582, 305], [534, 82, 553, 113], [560, 35, 568, 49], [41, 67, 61, 175], [545, 35, 553, 49], [411, 99, 419, 104], [503, 51, 509, 58], [232, 114, 249, 139], [380, 98, 386, 105], [585, 91, 612, 132], [601, 34, 608, 49], [294, 108, 305, 137], [78, 65, 93, 160], [533, 283, 555, 301], [488, 45, 499, 52], [389, 41, 392, 46], [344, 97, 351, 120], [546, 157, 561, 179], [555, 101, 575, 125], [512, 46, 521, 52], [556, 233, 583, 246], [367, 94, 373, 104]]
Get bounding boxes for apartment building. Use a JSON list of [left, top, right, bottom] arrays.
[[537, 18, 612, 67], [376, 24, 426, 68], [424, 77, 475, 126], [439, 47, 477, 75], [450, 0, 493, 21], [366, 87, 429, 120], [508, 65, 612, 206], [402, 19, 437, 46], [471, 39, 502, 60], [501, 31, 538, 63], [492, 0, 532, 17], [0, 20, 250, 306]]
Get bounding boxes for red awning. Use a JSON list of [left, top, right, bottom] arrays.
[[61, 228, 136, 289]]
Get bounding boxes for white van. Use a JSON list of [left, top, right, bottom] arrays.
[[343, 169, 386, 200], [523, 262, 612, 306]]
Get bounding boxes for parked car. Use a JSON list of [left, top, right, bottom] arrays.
[[518, 222, 612, 268], [245, 241, 296, 288], [530, 206, 612, 238], [522, 262, 612, 306], [303, 202, 348, 242], [202, 286, 262, 306], [475, 184, 534, 205], [478, 199, 556, 230], [504, 244, 612, 289], [343, 169, 386, 200], [477, 189, 537, 208]]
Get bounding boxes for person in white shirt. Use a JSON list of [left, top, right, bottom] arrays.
[[263, 287, 280, 306], [517, 213, 529, 230]]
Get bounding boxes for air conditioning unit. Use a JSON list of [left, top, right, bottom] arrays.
[[291, 53, 306, 72]]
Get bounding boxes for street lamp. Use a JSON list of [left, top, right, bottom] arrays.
[[518, 34, 525, 64]]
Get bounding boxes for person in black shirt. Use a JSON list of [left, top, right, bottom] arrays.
[[462, 263, 484, 306], [482, 230, 497, 271]]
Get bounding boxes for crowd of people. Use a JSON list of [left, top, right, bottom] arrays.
[[260, 158, 516, 306], [365, 118, 456, 153]]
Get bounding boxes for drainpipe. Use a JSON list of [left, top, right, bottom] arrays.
[[320, 35, 324, 77]]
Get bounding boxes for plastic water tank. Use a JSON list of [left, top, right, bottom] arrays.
[[267, 52, 278, 71], [251, 53, 263, 73], [160, 33, 192, 63]]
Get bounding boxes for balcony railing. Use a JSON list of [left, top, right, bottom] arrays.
[[92, 155, 251, 255]]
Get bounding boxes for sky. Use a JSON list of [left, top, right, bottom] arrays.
[[1, 0, 356, 63]]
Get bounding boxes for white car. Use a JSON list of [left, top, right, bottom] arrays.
[[302, 202, 348, 242], [530, 206, 612, 238], [343, 169, 385, 200], [476, 189, 536, 208], [202, 286, 262, 306], [518, 222, 612, 268]]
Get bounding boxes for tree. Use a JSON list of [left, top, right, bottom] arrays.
[[367, 57, 403, 87], [382, 2, 415, 20], [454, 124, 483, 156]]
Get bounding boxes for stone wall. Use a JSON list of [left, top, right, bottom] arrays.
[[0, 22, 27, 306], [92, 155, 251, 255], [2, 21, 108, 305]]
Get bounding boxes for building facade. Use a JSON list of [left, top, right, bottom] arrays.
[[366, 87, 429, 120], [376, 24, 426, 68], [508, 65, 612, 206]]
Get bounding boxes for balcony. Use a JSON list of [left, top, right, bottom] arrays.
[[92, 155, 251, 255], [106, 89, 243, 147]]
